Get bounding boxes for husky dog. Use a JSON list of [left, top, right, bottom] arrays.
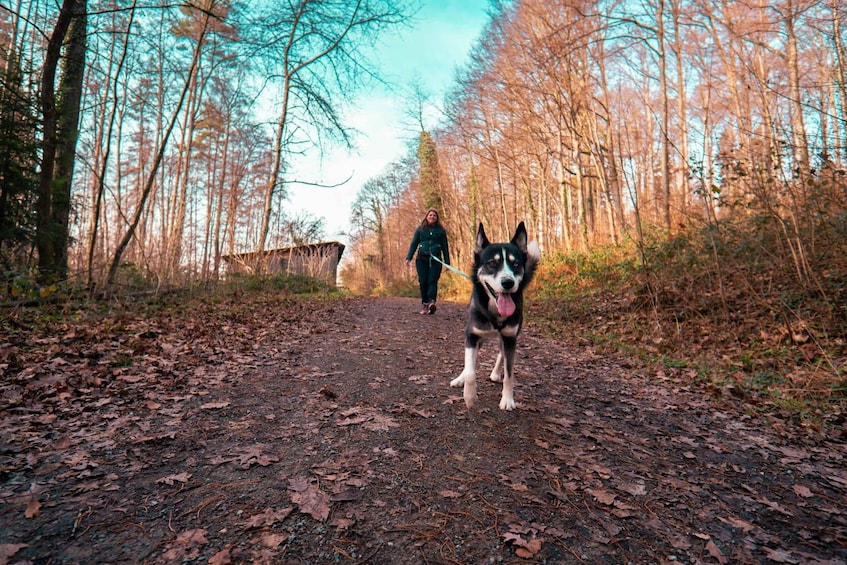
[[450, 222, 541, 410]]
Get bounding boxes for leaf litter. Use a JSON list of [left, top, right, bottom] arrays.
[[0, 293, 845, 563]]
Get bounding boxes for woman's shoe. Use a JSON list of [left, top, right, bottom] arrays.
[[428, 302, 436, 314], [419, 304, 429, 314]]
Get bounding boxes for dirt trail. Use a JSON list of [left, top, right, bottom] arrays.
[[1, 295, 845, 564]]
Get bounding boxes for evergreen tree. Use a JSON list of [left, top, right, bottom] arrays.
[[0, 51, 39, 270], [417, 130, 443, 211]]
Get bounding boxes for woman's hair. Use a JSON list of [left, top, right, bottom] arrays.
[[419, 208, 442, 228]]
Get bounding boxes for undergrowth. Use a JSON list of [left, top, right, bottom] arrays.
[[531, 218, 847, 432], [0, 273, 344, 334]]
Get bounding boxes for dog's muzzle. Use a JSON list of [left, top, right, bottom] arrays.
[[485, 282, 517, 317]]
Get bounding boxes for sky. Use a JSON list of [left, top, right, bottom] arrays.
[[284, 0, 492, 245]]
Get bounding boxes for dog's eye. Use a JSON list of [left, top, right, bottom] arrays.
[[487, 259, 500, 268]]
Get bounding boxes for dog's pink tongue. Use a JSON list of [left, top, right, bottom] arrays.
[[496, 294, 516, 317]]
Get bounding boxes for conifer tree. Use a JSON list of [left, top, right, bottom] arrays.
[[0, 51, 39, 269], [416, 130, 443, 211]]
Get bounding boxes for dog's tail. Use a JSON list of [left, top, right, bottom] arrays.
[[524, 240, 541, 286]]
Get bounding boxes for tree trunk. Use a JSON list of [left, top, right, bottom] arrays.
[[258, 73, 291, 259], [832, 0, 847, 162], [87, 0, 136, 287], [166, 66, 202, 280], [782, 0, 810, 178], [36, 0, 78, 283], [656, 0, 671, 231], [670, 0, 691, 220]]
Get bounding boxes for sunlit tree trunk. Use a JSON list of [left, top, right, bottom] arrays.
[[655, 0, 672, 230], [212, 115, 232, 279], [670, 0, 691, 220], [165, 63, 204, 280], [781, 0, 811, 178], [832, 0, 847, 162], [87, 0, 136, 287]]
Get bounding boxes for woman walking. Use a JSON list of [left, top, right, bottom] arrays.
[[405, 209, 450, 314]]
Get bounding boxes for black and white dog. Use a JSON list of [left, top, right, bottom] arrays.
[[450, 222, 540, 410]]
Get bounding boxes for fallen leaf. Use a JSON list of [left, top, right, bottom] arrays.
[[118, 375, 143, 383], [503, 532, 543, 558], [720, 515, 756, 533], [25, 496, 41, 519], [363, 413, 400, 431], [54, 436, 71, 450], [200, 401, 231, 410], [288, 477, 330, 521], [763, 547, 800, 563], [261, 533, 287, 548], [335, 414, 371, 426], [209, 549, 232, 565], [245, 507, 293, 529], [706, 540, 728, 564], [0, 543, 29, 562], [758, 496, 794, 516], [792, 484, 813, 498], [176, 528, 208, 545], [237, 445, 279, 468], [331, 518, 355, 529], [439, 490, 462, 498], [156, 472, 191, 485], [588, 488, 616, 505], [515, 538, 542, 558], [503, 532, 527, 546], [163, 528, 208, 561], [619, 481, 647, 496], [668, 533, 691, 550]]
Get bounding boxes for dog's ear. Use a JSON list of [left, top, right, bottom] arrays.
[[475, 223, 489, 254], [511, 222, 528, 253]]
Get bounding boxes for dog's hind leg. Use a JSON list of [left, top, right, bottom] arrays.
[[451, 334, 480, 409], [498, 336, 518, 410]]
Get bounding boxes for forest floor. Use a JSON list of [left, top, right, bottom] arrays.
[[1, 292, 846, 564]]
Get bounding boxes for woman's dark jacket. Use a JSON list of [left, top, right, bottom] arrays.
[[406, 224, 450, 265]]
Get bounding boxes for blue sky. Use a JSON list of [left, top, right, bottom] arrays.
[[285, 0, 492, 243]]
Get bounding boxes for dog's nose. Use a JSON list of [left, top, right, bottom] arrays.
[[501, 278, 515, 290]]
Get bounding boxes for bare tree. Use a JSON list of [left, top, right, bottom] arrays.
[[106, 1, 216, 286], [247, 0, 410, 258]]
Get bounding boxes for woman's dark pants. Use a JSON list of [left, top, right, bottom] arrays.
[[416, 255, 442, 304]]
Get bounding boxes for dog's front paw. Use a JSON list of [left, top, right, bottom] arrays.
[[464, 379, 478, 409], [452, 371, 477, 408], [499, 394, 516, 411]]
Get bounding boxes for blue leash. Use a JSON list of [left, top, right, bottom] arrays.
[[428, 253, 471, 280]]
